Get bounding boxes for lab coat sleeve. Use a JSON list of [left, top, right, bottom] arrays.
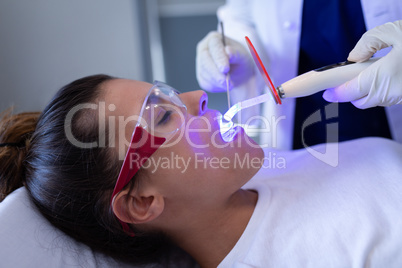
[[217, 0, 270, 92]]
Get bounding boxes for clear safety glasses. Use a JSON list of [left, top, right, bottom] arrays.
[[111, 81, 187, 235]]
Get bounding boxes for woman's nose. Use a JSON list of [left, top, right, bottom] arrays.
[[180, 90, 208, 116]]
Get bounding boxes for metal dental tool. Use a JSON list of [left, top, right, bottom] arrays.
[[220, 22, 231, 110]]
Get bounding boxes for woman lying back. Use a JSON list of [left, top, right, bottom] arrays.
[[1, 74, 402, 267]]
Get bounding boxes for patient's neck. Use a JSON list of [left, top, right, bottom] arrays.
[[170, 189, 258, 268]]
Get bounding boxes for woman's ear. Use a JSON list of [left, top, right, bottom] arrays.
[[111, 186, 164, 225]]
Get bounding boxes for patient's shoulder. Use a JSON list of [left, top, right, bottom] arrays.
[[341, 137, 402, 156], [256, 137, 402, 180]]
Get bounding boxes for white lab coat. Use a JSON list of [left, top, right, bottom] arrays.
[[218, 0, 402, 150]]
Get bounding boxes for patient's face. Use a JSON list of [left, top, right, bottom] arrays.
[[103, 79, 264, 204]]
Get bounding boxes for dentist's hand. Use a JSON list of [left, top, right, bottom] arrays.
[[196, 31, 254, 92], [323, 20, 402, 108]]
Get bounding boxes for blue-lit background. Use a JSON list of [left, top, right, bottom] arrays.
[[0, 0, 227, 114]]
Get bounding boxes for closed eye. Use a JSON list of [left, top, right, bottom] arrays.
[[157, 110, 172, 126]]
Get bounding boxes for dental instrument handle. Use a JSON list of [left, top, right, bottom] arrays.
[[225, 75, 231, 108], [220, 21, 231, 109], [278, 57, 381, 98]]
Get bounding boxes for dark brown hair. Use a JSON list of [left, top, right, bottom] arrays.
[[0, 75, 180, 264], [0, 109, 40, 201]]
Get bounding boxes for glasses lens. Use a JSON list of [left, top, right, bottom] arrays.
[[141, 82, 187, 139]]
